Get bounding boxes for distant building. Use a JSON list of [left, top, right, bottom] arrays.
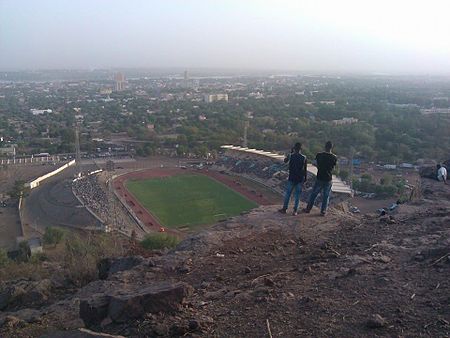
[[100, 88, 112, 95], [320, 100, 336, 106], [114, 72, 126, 91], [204, 94, 228, 103], [0, 144, 16, 156], [30, 109, 52, 115], [332, 117, 358, 126], [420, 108, 450, 115]]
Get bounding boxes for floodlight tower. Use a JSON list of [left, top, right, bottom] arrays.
[[243, 120, 249, 148], [74, 122, 82, 176]]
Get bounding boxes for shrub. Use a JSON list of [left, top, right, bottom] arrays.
[[63, 233, 125, 286], [29, 253, 48, 264], [141, 233, 180, 250], [43, 227, 65, 246], [0, 249, 9, 268], [17, 241, 31, 262]]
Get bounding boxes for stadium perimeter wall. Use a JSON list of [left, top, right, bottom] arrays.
[[27, 160, 76, 189], [17, 160, 76, 245]]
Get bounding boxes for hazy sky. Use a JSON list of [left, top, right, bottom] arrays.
[[1, 0, 450, 74]]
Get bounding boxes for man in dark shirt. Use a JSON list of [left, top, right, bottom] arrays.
[[304, 141, 337, 216], [279, 142, 307, 216]]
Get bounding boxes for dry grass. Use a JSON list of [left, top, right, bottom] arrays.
[[0, 232, 126, 286]]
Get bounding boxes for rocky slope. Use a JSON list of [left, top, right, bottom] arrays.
[[1, 178, 449, 337]]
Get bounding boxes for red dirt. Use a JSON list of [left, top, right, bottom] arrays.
[[113, 168, 273, 234]]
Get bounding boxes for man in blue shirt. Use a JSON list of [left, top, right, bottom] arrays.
[[279, 142, 307, 216]]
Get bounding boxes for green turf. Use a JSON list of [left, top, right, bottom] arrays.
[[126, 174, 258, 229]]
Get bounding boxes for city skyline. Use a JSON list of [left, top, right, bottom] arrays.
[[1, 0, 450, 74]]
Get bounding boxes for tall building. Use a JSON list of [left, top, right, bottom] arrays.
[[114, 72, 126, 91]]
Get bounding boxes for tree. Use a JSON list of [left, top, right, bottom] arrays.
[[43, 227, 65, 246], [8, 180, 29, 199], [380, 174, 393, 186]]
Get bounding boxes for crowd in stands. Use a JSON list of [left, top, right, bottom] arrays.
[[73, 175, 109, 222], [72, 174, 130, 231]]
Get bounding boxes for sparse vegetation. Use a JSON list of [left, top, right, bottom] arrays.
[[141, 233, 180, 250], [0, 232, 126, 286], [63, 232, 126, 286], [0, 249, 9, 268], [43, 226, 66, 246]]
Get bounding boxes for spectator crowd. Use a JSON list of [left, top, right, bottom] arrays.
[[73, 174, 109, 223]]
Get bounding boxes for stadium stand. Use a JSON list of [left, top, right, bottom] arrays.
[[218, 145, 352, 196], [72, 173, 131, 232]]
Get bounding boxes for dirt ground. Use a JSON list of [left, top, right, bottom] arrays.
[[0, 163, 58, 250], [1, 178, 449, 338], [104, 178, 449, 337], [0, 205, 21, 250], [350, 196, 396, 214]]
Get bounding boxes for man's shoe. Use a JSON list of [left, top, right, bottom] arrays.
[[320, 211, 326, 217], [293, 210, 298, 216], [278, 208, 287, 214], [302, 208, 311, 214]]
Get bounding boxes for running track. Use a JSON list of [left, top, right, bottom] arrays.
[[113, 168, 272, 234]]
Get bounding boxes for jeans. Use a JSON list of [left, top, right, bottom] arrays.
[[307, 179, 332, 213], [283, 180, 303, 211]]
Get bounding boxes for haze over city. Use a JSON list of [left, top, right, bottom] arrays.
[[2, 0, 450, 74]]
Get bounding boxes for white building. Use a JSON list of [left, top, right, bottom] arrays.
[[332, 117, 358, 126], [30, 109, 52, 115], [204, 94, 228, 103]]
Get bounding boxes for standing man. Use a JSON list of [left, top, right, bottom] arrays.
[[304, 141, 337, 216], [279, 142, 307, 216], [437, 164, 447, 184]]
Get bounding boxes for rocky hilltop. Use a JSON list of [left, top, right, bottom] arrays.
[[1, 178, 449, 337]]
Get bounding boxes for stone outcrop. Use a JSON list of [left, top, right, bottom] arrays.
[[80, 282, 192, 328], [97, 256, 145, 280], [0, 279, 53, 311]]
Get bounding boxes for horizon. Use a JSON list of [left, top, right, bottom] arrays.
[[1, 0, 450, 75]]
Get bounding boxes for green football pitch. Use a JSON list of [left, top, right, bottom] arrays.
[[126, 174, 258, 229]]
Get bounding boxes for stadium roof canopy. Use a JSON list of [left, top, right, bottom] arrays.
[[221, 145, 352, 195]]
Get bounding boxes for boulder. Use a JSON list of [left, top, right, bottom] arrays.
[[0, 279, 53, 311], [79, 295, 111, 329], [21, 279, 53, 305], [80, 282, 193, 327], [0, 285, 26, 311], [13, 308, 43, 323], [97, 256, 145, 280], [108, 282, 193, 323], [419, 166, 436, 179]]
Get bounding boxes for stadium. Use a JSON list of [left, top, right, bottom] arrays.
[[18, 146, 352, 245]]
